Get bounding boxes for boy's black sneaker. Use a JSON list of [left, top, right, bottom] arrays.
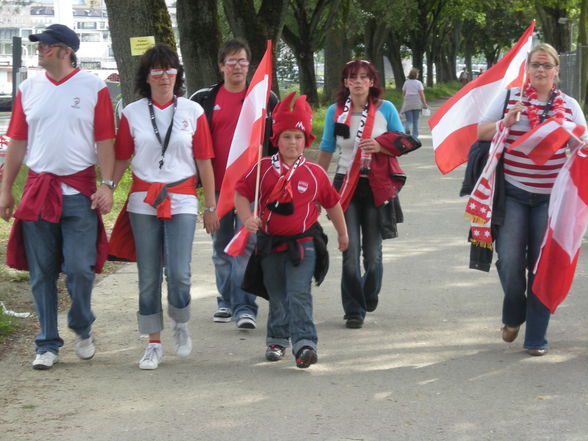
[[295, 346, 317, 368], [265, 344, 286, 362]]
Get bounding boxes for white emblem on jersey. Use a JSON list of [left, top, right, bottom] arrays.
[[297, 181, 308, 193], [213, 104, 221, 111]]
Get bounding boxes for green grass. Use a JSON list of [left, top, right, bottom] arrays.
[[0, 310, 18, 339]]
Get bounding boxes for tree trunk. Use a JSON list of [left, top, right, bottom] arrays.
[[222, 0, 288, 95], [536, 4, 572, 52], [364, 20, 388, 89], [176, 0, 221, 96], [323, 0, 350, 104], [386, 30, 405, 90], [580, 0, 588, 107], [425, 51, 434, 87], [104, 0, 175, 106], [297, 50, 319, 105]]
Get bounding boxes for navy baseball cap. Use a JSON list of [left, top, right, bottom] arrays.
[[29, 24, 80, 52]]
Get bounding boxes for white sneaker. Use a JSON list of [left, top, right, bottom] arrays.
[[139, 343, 162, 370], [32, 352, 59, 370], [172, 321, 192, 357], [236, 314, 256, 329], [75, 336, 96, 360]]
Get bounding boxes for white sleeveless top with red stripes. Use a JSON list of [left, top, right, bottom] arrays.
[[480, 88, 586, 194]]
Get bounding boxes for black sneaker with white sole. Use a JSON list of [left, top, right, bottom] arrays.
[[213, 307, 232, 323]]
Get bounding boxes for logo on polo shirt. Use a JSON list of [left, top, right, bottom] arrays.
[[71, 97, 80, 109], [297, 181, 308, 193]]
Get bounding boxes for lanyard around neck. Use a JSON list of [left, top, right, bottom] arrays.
[[148, 96, 177, 169]]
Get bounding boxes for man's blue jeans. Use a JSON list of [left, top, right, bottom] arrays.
[[341, 179, 383, 320], [211, 206, 258, 319], [22, 194, 97, 355], [129, 213, 195, 334], [262, 241, 317, 355], [496, 182, 551, 350], [404, 109, 421, 138]]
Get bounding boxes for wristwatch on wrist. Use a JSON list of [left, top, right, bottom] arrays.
[[203, 206, 216, 213], [101, 180, 115, 190]]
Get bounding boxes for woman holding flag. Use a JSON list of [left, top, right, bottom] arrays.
[[477, 43, 587, 356], [317, 60, 408, 329]]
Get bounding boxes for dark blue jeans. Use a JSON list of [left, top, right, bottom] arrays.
[[496, 182, 551, 349], [261, 241, 317, 355], [211, 201, 258, 319], [341, 179, 383, 320], [22, 194, 97, 355]]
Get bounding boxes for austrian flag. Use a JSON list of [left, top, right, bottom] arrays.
[[532, 145, 588, 313], [507, 117, 587, 165]]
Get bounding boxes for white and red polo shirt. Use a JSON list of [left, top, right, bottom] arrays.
[[6, 68, 115, 194], [115, 96, 214, 215]]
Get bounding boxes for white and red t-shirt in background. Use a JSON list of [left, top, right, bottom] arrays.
[[115, 96, 214, 216], [210, 86, 247, 191], [6, 68, 115, 194], [235, 157, 340, 236]]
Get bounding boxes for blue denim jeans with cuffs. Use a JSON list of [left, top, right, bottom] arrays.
[[129, 212, 195, 334]]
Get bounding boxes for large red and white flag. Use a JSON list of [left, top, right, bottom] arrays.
[[532, 145, 588, 313], [216, 40, 273, 219], [428, 21, 535, 174], [507, 117, 586, 165]]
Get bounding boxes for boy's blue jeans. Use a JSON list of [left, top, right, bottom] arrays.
[[261, 241, 317, 356]]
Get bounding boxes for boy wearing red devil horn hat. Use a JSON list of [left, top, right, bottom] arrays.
[[234, 92, 348, 368]]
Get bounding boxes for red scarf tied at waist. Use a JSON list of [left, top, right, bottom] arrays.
[[6, 166, 108, 273], [108, 174, 197, 262]]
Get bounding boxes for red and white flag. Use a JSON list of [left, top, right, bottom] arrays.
[[532, 145, 588, 313], [216, 40, 273, 219], [224, 225, 250, 257], [507, 117, 587, 165], [428, 21, 535, 174]]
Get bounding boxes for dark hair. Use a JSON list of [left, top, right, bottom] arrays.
[[135, 43, 185, 99], [70, 51, 77, 68], [217, 38, 251, 64], [336, 59, 383, 106]]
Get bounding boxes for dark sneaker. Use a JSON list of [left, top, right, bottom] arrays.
[[213, 307, 232, 323], [295, 346, 317, 368], [345, 318, 364, 329], [366, 296, 379, 312], [265, 344, 286, 362], [236, 314, 256, 329]]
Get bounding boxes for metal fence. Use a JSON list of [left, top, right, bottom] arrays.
[[559, 45, 586, 102]]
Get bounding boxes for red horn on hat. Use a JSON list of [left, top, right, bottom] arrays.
[[270, 92, 316, 148]]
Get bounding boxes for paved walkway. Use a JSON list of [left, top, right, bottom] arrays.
[[2, 101, 588, 441]]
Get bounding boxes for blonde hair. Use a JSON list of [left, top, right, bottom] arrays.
[[528, 43, 560, 66], [408, 68, 419, 80], [527, 43, 560, 83]]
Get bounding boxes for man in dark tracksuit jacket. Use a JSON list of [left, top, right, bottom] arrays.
[[191, 38, 277, 329]]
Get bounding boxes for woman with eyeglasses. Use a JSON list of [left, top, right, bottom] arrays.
[[477, 43, 587, 356], [109, 43, 219, 369], [318, 59, 406, 329]]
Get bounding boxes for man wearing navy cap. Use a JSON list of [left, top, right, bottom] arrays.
[[0, 24, 116, 370]]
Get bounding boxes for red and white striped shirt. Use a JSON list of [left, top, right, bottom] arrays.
[[481, 88, 586, 194]]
